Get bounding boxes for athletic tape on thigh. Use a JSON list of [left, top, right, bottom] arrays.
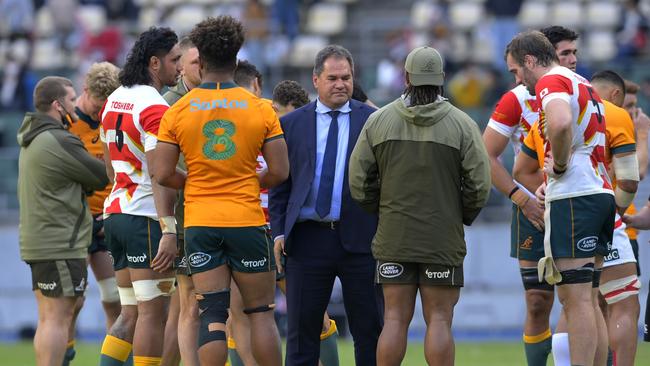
[[520, 267, 554, 291], [196, 289, 230, 347], [243, 303, 276, 314], [98, 277, 120, 303], [538, 203, 562, 285], [599, 275, 641, 304], [117, 286, 137, 306], [132, 278, 176, 302], [557, 263, 594, 286]]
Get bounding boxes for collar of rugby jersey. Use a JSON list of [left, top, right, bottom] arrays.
[[197, 82, 238, 90]]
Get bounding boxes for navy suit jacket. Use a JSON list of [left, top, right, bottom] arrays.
[[269, 99, 378, 255]]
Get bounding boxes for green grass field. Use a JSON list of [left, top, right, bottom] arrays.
[[1, 340, 649, 365]]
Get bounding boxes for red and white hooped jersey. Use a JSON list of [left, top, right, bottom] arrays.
[[256, 154, 269, 223], [100, 85, 169, 219], [487, 84, 539, 157], [536, 66, 613, 202]]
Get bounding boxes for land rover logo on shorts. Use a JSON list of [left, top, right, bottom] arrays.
[[577, 236, 598, 252], [379, 263, 403, 278], [188, 252, 211, 267]]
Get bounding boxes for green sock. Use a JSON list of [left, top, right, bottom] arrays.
[[606, 348, 613, 366], [523, 330, 552, 366], [61, 344, 75, 366], [228, 337, 244, 366], [319, 320, 339, 366], [99, 335, 132, 366]]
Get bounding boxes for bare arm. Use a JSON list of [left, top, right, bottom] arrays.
[[147, 147, 178, 273], [103, 142, 114, 184], [483, 127, 521, 195], [634, 109, 649, 180], [545, 99, 574, 170], [259, 138, 289, 189], [153, 142, 186, 190]]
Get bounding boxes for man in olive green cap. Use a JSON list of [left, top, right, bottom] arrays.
[[349, 46, 491, 365]]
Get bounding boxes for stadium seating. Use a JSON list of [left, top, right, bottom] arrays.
[[550, 1, 583, 28], [288, 35, 328, 67], [449, 2, 484, 30], [518, 1, 549, 29], [306, 3, 347, 36]]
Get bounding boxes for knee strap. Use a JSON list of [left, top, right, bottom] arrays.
[[520, 267, 554, 292], [557, 263, 594, 286], [243, 303, 275, 314], [196, 289, 230, 347], [592, 268, 602, 289], [600, 275, 641, 304]]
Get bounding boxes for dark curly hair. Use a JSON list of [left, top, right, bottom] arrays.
[[539, 26, 579, 48], [119, 27, 178, 87], [190, 16, 245, 72], [272, 80, 310, 109], [234, 60, 262, 89]]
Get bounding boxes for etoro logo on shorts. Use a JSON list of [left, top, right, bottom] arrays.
[[127, 253, 147, 263], [241, 258, 267, 268], [425, 269, 450, 279], [577, 236, 598, 252], [37, 281, 57, 291], [379, 263, 404, 278], [188, 252, 211, 267]]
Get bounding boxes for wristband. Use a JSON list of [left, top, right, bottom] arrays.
[[552, 165, 567, 176], [508, 186, 520, 199], [159, 216, 177, 234], [511, 189, 530, 208]]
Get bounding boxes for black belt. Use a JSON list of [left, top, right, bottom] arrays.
[[304, 220, 339, 230]]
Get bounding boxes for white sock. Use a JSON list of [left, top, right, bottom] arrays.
[[552, 332, 571, 366]]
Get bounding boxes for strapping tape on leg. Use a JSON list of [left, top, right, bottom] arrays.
[[599, 275, 641, 304], [132, 278, 176, 302], [117, 286, 137, 306], [520, 267, 554, 291], [538, 256, 562, 285], [196, 289, 230, 347], [557, 263, 594, 286], [243, 303, 275, 314], [98, 277, 120, 303], [538, 205, 562, 285]]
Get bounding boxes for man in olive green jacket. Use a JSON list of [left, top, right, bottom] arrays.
[[18, 76, 108, 366], [349, 46, 490, 365]]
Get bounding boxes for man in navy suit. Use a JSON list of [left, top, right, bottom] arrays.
[[269, 45, 383, 366]]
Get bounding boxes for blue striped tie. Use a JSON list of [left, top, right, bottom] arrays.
[[315, 111, 340, 218]]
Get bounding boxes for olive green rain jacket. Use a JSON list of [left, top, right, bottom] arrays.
[[17, 113, 109, 261], [349, 97, 490, 266]]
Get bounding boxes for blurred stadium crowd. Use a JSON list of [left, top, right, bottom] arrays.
[[2, 0, 650, 213]]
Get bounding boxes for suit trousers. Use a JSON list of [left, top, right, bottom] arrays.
[[285, 220, 383, 366]]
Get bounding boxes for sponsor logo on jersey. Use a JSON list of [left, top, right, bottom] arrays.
[[241, 258, 267, 268], [520, 236, 533, 250], [604, 249, 620, 262], [110, 101, 134, 111], [37, 281, 57, 291], [425, 269, 450, 279], [75, 278, 87, 292], [127, 253, 148, 263], [577, 236, 598, 252], [188, 252, 211, 267], [378, 263, 403, 278], [189, 98, 248, 111], [539, 87, 549, 99]]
